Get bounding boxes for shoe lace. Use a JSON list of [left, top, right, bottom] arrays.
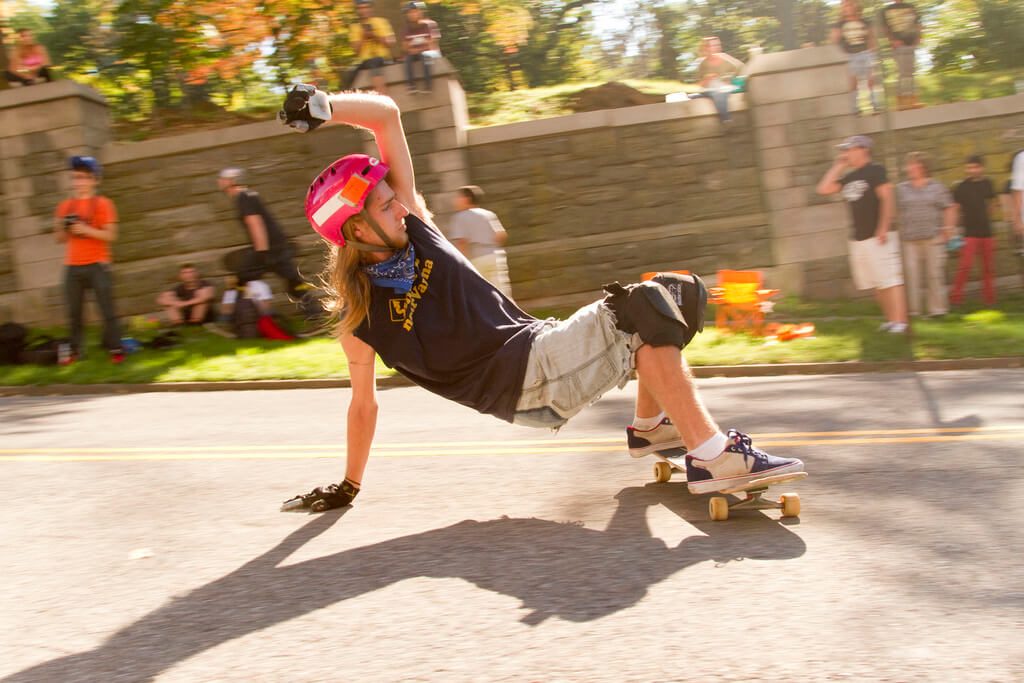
[[726, 429, 767, 467]]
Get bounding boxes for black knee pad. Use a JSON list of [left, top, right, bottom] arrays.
[[602, 273, 708, 349], [648, 271, 708, 345], [603, 281, 688, 348]]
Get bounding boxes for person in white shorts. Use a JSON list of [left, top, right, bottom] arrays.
[[817, 135, 908, 333], [1012, 150, 1024, 240], [272, 85, 805, 512], [447, 185, 512, 297]]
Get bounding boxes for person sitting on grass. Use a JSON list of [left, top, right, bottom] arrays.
[[156, 263, 216, 326], [275, 85, 805, 513]]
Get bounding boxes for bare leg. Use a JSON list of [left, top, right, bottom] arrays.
[[157, 291, 184, 325], [880, 285, 907, 324], [634, 377, 661, 420], [634, 345, 719, 450], [188, 302, 209, 324]]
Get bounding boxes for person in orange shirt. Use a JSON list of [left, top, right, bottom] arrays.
[[53, 156, 124, 363]]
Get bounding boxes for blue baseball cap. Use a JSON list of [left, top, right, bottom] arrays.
[[69, 155, 102, 176]]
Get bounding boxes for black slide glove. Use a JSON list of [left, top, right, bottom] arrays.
[[281, 478, 360, 513], [278, 84, 333, 132]]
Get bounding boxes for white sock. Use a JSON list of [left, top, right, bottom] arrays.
[[631, 411, 665, 431], [688, 432, 729, 461]]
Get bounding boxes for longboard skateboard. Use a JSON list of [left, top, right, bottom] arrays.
[[652, 447, 807, 521]]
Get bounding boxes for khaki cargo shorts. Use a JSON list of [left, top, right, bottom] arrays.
[[513, 301, 638, 429]]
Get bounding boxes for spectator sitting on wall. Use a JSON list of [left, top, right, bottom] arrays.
[[156, 263, 217, 326], [831, 0, 880, 115], [217, 167, 309, 299], [816, 135, 908, 333], [689, 36, 745, 126], [400, 1, 441, 94], [880, 0, 923, 110], [53, 155, 124, 362], [448, 185, 511, 297], [4, 28, 52, 86], [341, 0, 396, 94]]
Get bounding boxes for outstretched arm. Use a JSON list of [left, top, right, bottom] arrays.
[[341, 332, 379, 486]]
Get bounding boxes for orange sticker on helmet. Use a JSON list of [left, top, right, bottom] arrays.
[[338, 174, 371, 206]]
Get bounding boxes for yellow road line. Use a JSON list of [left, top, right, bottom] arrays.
[[2, 424, 1021, 455], [1, 430, 1021, 462]]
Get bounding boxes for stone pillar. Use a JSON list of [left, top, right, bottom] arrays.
[[351, 58, 471, 228], [746, 46, 859, 299], [0, 81, 111, 324]]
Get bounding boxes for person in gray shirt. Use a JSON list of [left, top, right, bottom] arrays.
[[896, 151, 956, 317], [447, 185, 511, 297]]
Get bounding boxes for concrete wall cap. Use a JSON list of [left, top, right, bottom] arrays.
[[0, 80, 107, 109], [745, 45, 847, 77]]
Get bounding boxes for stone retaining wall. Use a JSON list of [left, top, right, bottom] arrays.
[[2, 51, 1023, 326]]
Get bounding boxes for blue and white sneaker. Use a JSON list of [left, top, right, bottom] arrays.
[[685, 429, 804, 494], [626, 417, 686, 458]]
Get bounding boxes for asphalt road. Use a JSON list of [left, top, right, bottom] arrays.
[[2, 370, 1023, 682]]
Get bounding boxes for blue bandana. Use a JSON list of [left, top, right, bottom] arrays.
[[361, 244, 417, 293]]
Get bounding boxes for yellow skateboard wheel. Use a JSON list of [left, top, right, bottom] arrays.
[[780, 493, 801, 518], [653, 461, 673, 483], [709, 496, 729, 521]]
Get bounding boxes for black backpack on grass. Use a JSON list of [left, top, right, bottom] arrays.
[[0, 322, 28, 365], [232, 296, 262, 339], [20, 335, 71, 365]]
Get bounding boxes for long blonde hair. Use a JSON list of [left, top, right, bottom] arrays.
[[320, 216, 373, 338], [319, 188, 433, 339]]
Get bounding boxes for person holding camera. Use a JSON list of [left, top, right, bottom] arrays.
[[53, 156, 124, 363], [341, 0, 396, 94]]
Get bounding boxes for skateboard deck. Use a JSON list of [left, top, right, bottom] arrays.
[[651, 447, 807, 521]]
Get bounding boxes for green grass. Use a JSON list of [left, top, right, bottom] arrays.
[[2, 295, 1021, 387], [0, 327, 394, 387]]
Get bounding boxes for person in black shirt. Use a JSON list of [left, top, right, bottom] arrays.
[[217, 168, 307, 297], [275, 86, 804, 512], [817, 135, 908, 333], [880, 1, 923, 110], [950, 155, 997, 305], [156, 263, 216, 325]]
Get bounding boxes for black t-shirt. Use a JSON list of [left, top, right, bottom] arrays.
[[236, 189, 288, 250], [882, 2, 920, 45], [835, 18, 871, 54], [840, 163, 889, 241], [355, 215, 542, 422], [173, 279, 212, 301], [953, 178, 996, 237]]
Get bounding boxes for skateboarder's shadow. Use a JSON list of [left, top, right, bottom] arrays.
[[7, 484, 805, 682]]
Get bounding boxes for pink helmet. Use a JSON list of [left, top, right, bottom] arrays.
[[306, 154, 390, 246]]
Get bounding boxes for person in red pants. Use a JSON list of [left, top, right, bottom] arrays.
[[951, 155, 998, 306]]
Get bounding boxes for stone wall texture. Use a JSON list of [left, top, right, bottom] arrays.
[[2, 51, 1023, 326]]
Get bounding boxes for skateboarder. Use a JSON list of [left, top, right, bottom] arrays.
[[277, 86, 804, 511], [217, 167, 308, 298]]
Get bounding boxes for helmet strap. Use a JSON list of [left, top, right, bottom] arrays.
[[342, 210, 400, 252]]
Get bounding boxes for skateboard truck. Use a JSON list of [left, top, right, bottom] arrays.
[[709, 476, 807, 521], [652, 452, 807, 521]]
